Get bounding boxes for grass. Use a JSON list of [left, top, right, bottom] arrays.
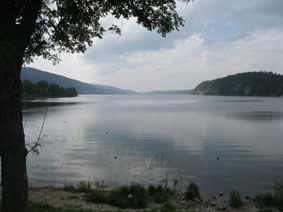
[[83, 184, 149, 209], [184, 182, 201, 201], [147, 184, 175, 203], [254, 182, 283, 211], [229, 190, 243, 208], [255, 183, 283, 211], [63, 181, 92, 193], [63, 181, 176, 209]]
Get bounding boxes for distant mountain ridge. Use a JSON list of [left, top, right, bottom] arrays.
[[21, 67, 136, 94], [194, 71, 283, 97]]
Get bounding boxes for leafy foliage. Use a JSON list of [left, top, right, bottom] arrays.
[[22, 80, 78, 97], [22, 0, 192, 64]]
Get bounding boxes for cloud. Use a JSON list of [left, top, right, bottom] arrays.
[[89, 30, 283, 92], [31, 0, 283, 92]]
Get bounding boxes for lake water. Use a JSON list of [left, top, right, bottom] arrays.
[[23, 94, 283, 198]]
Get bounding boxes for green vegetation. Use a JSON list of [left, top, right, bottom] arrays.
[[88, 184, 148, 209], [254, 183, 283, 211], [22, 80, 78, 98], [62, 181, 178, 209], [147, 184, 175, 203], [229, 190, 243, 208], [194, 71, 283, 97], [184, 182, 201, 201]]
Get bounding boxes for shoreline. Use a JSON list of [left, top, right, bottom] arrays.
[[1, 186, 259, 212]]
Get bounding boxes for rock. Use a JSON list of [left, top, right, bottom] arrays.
[[210, 201, 217, 207], [245, 195, 250, 200], [127, 194, 134, 199]]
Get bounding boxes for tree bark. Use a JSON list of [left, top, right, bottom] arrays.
[[0, 1, 43, 211], [0, 55, 28, 212]]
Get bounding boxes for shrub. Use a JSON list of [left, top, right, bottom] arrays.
[[63, 184, 76, 192], [184, 182, 201, 201], [128, 184, 148, 208], [107, 184, 148, 209], [254, 193, 274, 209], [147, 184, 175, 203], [229, 190, 242, 208], [148, 184, 156, 196], [85, 190, 107, 203], [107, 191, 129, 209]]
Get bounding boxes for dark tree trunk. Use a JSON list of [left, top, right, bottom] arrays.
[[0, 54, 28, 212], [0, 1, 43, 211]]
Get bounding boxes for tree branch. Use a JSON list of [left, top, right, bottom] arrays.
[[27, 107, 47, 155], [20, 0, 43, 46]]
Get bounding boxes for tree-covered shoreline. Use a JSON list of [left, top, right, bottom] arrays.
[[194, 72, 283, 97], [21, 80, 78, 98]]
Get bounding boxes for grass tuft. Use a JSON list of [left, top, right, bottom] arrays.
[[184, 182, 201, 201], [147, 184, 175, 203], [229, 190, 242, 208]]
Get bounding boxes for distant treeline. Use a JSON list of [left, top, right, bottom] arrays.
[[22, 80, 78, 98], [194, 71, 283, 97]]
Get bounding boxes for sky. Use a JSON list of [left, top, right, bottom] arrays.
[[31, 0, 283, 92]]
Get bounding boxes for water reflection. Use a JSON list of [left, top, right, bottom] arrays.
[[22, 101, 79, 110], [23, 95, 283, 198], [229, 111, 283, 123]]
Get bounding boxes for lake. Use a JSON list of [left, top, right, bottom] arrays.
[[23, 94, 283, 198]]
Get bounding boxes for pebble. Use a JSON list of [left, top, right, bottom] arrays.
[[210, 201, 217, 207]]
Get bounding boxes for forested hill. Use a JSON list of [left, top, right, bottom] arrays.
[[194, 72, 283, 97], [22, 80, 78, 98], [21, 67, 136, 94]]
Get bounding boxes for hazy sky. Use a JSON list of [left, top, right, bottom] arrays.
[[31, 0, 283, 92]]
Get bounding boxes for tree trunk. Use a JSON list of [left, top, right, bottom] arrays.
[[0, 1, 43, 211], [0, 55, 28, 211]]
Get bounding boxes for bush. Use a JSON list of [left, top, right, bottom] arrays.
[[128, 184, 148, 208], [147, 184, 175, 203], [148, 184, 156, 196], [63, 184, 76, 192], [229, 190, 242, 208], [255, 193, 274, 209], [184, 182, 201, 201], [85, 190, 107, 203], [254, 183, 283, 211], [107, 184, 148, 209], [107, 191, 129, 209]]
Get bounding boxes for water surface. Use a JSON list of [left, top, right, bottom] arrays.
[[23, 94, 283, 198]]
